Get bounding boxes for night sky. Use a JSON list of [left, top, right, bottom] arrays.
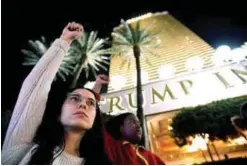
[[2, 0, 247, 111]]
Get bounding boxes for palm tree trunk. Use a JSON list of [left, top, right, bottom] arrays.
[[200, 134, 214, 162], [70, 63, 84, 89], [211, 142, 221, 160], [206, 143, 214, 161], [133, 45, 149, 149], [200, 149, 207, 162]]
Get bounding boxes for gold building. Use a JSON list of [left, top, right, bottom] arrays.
[[100, 11, 247, 164], [107, 11, 215, 92]]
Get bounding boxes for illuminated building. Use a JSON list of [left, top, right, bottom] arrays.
[[100, 11, 247, 164]]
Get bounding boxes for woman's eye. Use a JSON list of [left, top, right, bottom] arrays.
[[70, 96, 80, 102], [87, 100, 95, 107]]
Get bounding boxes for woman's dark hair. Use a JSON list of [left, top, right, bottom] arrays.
[[28, 86, 111, 164], [105, 112, 134, 140]]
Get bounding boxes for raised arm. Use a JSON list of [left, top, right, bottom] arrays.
[[2, 22, 83, 151], [92, 75, 109, 94], [92, 75, 120, 162]]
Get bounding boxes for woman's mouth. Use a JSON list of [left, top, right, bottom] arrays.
[[73, 112, 88, 118]]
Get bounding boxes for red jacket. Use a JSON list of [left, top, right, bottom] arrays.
[[103, 128, 165, 165]]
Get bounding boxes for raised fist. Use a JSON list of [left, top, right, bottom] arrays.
[[60, 22, 83, 45], [95, 74, 110, 85]]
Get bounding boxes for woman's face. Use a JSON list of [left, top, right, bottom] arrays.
[[61, 89, 97, 130]]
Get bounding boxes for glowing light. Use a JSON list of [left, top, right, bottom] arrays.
[[214, 45, 231, 56], [228, 136, 247, 145], [158, 64, 176, 79], [231, 48, 246, 62], [123, 50, 133, 60], [111, 75, 126, 91], [212, 45, 232, 66], [212, 45, 247, 65], [187, 134, 209, 152], [156, 39, 162, 44], [186, 56, 204, 72], [168, 125, 173, 131]]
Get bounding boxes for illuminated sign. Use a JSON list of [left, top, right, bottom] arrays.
[[100, 63, 247, 115]]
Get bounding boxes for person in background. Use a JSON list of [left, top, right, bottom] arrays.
[[93, 76, 166, 165], [231, 101, 247, 139], [240, 101, 247, 119], [2, 22, 110, 165]]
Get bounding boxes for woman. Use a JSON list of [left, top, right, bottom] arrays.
[[2, 22, 110, 165]]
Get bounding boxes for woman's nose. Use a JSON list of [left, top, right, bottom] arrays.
[[77, 99, 87, 109]]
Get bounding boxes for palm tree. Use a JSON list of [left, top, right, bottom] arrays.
[[21, 36, 77, 81], [109, 19, 160, 148], [68, 31, 110, 88]]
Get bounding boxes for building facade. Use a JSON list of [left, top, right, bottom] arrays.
[[100, 11, 247, 164]]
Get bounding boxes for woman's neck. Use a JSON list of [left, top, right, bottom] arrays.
[[64, 128, 85, 156]]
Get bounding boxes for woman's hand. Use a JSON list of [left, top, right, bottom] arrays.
[[60, 22, 83, 45]]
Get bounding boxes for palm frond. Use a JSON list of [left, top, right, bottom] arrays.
[[21, 49, 38, 58], [120, 19, 135, 45], [141, 46, 160, 58], [78, 32, 88, 51], [119, 59, 128, 69], [144, 55, 153, 66], [110, 19, 161, 67], [99, 58, 110, 65], [109, 20, 159, 62], [87, 31, 97, 52], [139, 21, 156, 42], [84, 81, 96, 89], [111, 32, 132, 46], [133, 21, 141, 44], [22, 60, 39, 66], [120, 19, 134, 43], [22, 36, 78, 81], [41, 36, 46, 43], [68, 31, 110, 79]]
